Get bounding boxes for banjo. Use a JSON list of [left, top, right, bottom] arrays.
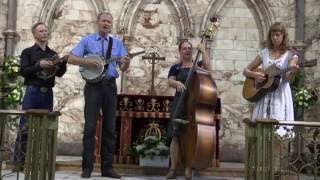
[[80, 50, 145, 83]]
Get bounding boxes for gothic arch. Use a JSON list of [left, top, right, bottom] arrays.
[[200, 0, 274, 41], [36, 0, 110, 30], [117, 0, 194, 38], [245, 0, 274, 41]]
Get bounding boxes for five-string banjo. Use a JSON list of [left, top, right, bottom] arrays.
[[79, 50, 145, 83]]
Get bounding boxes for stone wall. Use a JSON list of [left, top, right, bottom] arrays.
[[212, 0, 260, 161], [0, 0, 8, 58], [11, 0, 320, 161], [304, 0, 320, 121]]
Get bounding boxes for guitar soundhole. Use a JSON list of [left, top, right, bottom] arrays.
[[255, 79, 267, 89]]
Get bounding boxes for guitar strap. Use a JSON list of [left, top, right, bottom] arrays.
[[104, 36, 113, 70]]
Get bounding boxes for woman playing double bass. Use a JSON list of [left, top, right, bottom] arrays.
[[166, 40, 211, 179]]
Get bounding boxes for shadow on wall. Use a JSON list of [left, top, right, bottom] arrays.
[[57, 142, 83, 156], [220, 143, 244, 162]]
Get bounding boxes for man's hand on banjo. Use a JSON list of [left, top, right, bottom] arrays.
[[119, 56, 130, 71], [120, 56, 130, 64], [84, 57, 103, 69]]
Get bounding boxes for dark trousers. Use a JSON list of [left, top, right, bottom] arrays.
[[82, 79, 117, 173], [14, 85, 53, 164]]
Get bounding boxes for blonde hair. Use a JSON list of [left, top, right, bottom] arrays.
[[267, 22, 290, 51], [31, 22, 46, 34], [97, 11, 113, 21]]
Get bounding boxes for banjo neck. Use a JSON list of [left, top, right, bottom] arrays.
[[106, 50, 145, 64]]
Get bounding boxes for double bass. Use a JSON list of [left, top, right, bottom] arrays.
[[172, 16, 220, 176]]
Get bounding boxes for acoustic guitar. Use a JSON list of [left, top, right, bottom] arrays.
[[242, 59, 317, 102]]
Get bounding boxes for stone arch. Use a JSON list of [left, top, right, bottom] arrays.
[[36, 0, 110, 30], [117, 0, 194, 38], [201, 0, 274, 41], [245, 0, 274, 41]]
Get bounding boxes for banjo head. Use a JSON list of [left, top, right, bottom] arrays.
[[80, 55, 105, 80]]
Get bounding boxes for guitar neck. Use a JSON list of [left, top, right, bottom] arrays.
[[51, 58, 63, 65], [274, 66, 292, 77], [47, 55, 68, 66], [272, 59, 316, 77]]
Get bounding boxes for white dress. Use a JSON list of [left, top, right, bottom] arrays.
[[251, 48, 295, 136]]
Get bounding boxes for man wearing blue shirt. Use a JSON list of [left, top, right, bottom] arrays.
[[68, 12, 130, 179]]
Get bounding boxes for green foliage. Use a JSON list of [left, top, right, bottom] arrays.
[[0, 56, 23, 109], [294, 87, 318, 109], [291, 71, 305, 88], [127, 142, 139, 157], [134, 136, 169, 159], [291, 70, 318, 109]]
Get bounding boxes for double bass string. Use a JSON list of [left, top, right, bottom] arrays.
[[171, 16, 218, 123]]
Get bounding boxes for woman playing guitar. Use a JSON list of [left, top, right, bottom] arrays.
[[243, 22, 299, 136]]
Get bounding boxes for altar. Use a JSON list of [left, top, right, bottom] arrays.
[[94, 47, 221, 167], [94, 94, 221, 167]]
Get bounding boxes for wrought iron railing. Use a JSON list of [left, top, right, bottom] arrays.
[[244, 118, 320, 180], [0, 109, 60, 180]]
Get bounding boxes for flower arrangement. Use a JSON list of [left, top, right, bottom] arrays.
[[0, 56, 23, 109], [134, 135, 169, 160], [294, 87, 318, 109]]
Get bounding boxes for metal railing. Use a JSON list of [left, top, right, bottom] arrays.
[[244, 118, 320, 180], [0, 109, 60, 180]]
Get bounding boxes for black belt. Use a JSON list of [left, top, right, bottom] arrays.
[[86, 77, 115, 85], [27, 85, 51, 93], [102, 77, 116, 83]]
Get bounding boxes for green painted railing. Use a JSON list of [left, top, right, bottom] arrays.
[[244, 118, 320, 180], [0, 109, 60, 180]]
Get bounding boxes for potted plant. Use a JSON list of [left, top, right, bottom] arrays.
[[134, 135, 169, 167]]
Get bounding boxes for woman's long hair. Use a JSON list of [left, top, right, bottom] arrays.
[[267, 22, 290, 52]]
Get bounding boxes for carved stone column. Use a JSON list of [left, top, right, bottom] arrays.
[[2, 29, 19, 56], [2, 0, 19, 57]]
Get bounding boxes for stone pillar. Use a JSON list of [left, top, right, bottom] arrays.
[[2, 0, 19, 57], [0, 0, 8, 59], [293, 0, 307, 122], [295, 0, 306, 59]]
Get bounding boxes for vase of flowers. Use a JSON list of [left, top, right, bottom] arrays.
[[134, 135, 169, 167]]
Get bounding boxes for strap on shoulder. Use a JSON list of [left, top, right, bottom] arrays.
[[105, 36, 113, 59]]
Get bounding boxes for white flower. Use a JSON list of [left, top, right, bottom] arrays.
[[156, 143, 169, 150], [144, 136, 158, 141], [135, 144, 146, 152]]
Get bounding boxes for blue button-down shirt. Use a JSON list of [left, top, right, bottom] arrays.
[[71, 33, 128, 78]]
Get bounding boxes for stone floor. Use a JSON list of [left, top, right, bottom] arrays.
[[1, 156, 244, 179], [1, 171, 244, 180]]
